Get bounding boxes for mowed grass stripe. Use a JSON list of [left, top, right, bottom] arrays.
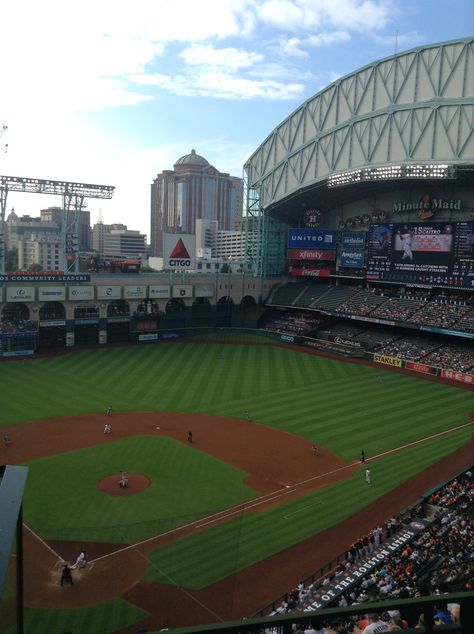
[[145, 426, 472, 588], [22, 598, 149, 634]]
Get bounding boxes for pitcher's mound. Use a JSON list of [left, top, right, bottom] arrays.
[[97, 473, 151, 496]]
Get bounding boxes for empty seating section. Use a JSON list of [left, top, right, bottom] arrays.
[[310, 285, 358, 310], [335, 289, 388, 315], [270, 283, 307, 306], [352, 329, 401, 351], [292, 284, 331, 308], [318, 322, 367, 338]]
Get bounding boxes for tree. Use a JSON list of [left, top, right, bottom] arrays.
[[220, 263, 231, 273], [29, 263, 43, 271]]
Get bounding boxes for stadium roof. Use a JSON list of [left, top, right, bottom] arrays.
[[244, 38, 474, 215]]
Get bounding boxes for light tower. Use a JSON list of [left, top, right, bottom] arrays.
[[0, 175, 115, 274]]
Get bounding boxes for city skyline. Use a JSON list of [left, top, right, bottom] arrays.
[[1, 0, 473, 240]]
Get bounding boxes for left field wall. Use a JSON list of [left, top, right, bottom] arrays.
[[0, 273, 272, 356]]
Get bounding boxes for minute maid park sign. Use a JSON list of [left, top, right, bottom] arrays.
[[392, 194, 461, 219], [163, 233, 196, 270]]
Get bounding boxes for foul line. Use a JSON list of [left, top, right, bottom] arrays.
[[89, 420, 472, 565], [23, 523, 63, 561]]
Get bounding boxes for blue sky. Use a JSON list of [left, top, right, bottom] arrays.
[[1, 0, 473, 239]]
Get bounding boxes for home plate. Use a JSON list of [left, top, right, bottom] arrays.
[[156, 427, 160, 429], [286, 485, 291, 488]]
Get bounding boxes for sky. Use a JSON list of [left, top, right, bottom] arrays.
[[1, 0, 473, 240]]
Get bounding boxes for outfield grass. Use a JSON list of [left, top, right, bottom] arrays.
[[8, 598, 149, 634], [144, 424, 472, 589], [23, 436, 258, 543], [1, 343, 472, 462]]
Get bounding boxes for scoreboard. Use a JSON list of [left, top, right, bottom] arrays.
[[367, 221, 474, 287]]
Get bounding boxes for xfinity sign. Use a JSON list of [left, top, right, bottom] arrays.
[[163, 233, 196, 270]]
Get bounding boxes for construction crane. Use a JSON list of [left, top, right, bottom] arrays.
[[0, 124, 7, 153]]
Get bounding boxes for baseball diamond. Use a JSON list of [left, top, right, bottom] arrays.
[[0, 339, 473, 632]]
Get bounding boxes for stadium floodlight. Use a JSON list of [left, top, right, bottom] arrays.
[[327, 164, 456, 188]]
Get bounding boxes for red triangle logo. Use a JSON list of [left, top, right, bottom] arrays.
[[170, 239, 190, 259]]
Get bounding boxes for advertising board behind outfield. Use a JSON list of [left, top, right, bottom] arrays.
[[405, 361, 437, 376], [373, 353, 403, 367]]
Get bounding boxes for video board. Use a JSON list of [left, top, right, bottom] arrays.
[[367, 221, 474, 287]]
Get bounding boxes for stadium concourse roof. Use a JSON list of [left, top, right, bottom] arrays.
[[264, 164, 474, 224]]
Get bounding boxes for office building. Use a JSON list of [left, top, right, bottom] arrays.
[[150, 150, 243, 257]]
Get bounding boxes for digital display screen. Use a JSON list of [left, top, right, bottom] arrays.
[[367, 222, 474, 287]]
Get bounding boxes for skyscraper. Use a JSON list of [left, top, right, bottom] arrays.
[[150, 149, 243, 257]]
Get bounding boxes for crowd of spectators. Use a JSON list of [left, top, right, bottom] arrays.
[[423, 344, 474, 373], [267, 470, 473, 633], [370, 298, 426, 322], [0, 318, 36, 334], [263, 313, 322, 336], [378, 337, 440, 361], [407, 303, 471, 329]]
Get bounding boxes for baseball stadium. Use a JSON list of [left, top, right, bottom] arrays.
[[1, 38, 473, 634]]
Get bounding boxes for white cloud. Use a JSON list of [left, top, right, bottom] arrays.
[[306, 31, 351, 47], [144, 71, 305, 100], [279, 37, 309, 58], [257, 0, 392, 32], [180, 44, 263, 70]]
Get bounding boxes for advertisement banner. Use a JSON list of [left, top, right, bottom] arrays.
[[291, 268, 332, 277], [405, 361, 437, 376], [163, 233, 196, 270], [172, 285, 193, 298], [124, 285, 147, 299], [194, 285, 214, 298], [149, 285, 171, 298], [341, 232, 366, 248], [440, 369, 473, 384], [326, 334, 367, 349], [6, 286, 36, 302], [97, 285, 122, 300], [68, 287, 94, 301], [287, 249, 336, 261], [138, 333, 159, 341], [39, 320, 66, 327], [287, 228, 337, 250], [373, 353, 403, 367], [38, 286, 66, 301], [0, 273, 90, 282], [306, 519, 430, 610], [339, 250, 365, 268]]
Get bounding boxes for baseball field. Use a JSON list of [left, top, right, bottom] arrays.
[[0, 333, 473, 634]]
